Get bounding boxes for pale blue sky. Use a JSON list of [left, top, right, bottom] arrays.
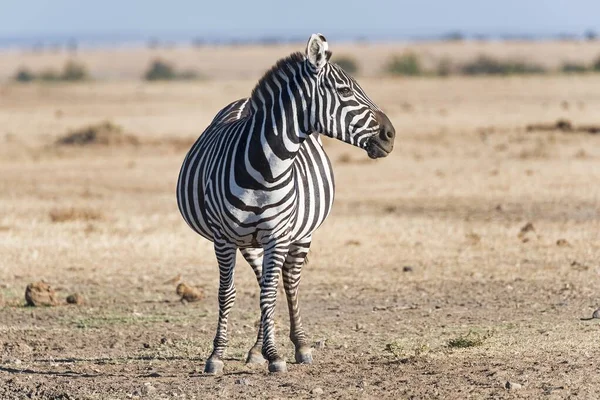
[[1, 0, 599, 41]]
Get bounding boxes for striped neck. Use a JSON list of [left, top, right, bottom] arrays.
[[243, 53, 315, 182]]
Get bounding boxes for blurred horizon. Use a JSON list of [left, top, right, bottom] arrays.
[[1, 0, 600, 49]]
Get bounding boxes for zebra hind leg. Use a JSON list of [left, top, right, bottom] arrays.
[[204, 239, 237, 375], [239, 247, 266, 365], [283, 236, 313, 364]]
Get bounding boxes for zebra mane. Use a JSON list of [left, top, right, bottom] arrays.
[[250, 52, 306, 108]]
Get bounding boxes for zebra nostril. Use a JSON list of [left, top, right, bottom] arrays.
[[385, 130, 394, 140]]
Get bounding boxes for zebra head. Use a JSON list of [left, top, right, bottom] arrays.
[[305, 34, 395, 159]]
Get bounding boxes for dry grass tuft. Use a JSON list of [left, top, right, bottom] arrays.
[[447, 331, 491, 349], [49, 207, 104, 223]]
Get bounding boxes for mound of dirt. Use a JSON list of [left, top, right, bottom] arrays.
[[25, 282, 59, 306], [176, 283, 204, 303], [55, 121, 139, 147]]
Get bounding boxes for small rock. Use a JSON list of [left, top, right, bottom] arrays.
[[556, 239, 570, 247], [314, 339, 326, 350], [402, 266, 413, 273], [25, 282, 59, 306], [592, 308, 600, 319], [235, 378, 251, 386], [355, 323, 365, 331], [176, 283, 204, 303], [66, 293, 84, 305], [311, 387, 324, 396], [505, 381, 522, 390], [143, 343, 151, 349]]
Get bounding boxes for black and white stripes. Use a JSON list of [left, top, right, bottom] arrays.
[[176, 33, 395, 374]]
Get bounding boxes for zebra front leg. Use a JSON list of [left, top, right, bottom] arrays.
[[260, 240, 289, 372], [239, 247, 266, 365], [204, 239, 237, 375], [283, 236, 312, 364]]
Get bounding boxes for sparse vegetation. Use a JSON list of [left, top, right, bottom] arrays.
[[13, 60, 89, 82], [61, 60, 89, 81], [384, 52, 422, 76], [592, 56, 600, 72], [333, 55, 359, 75], [561, 62, 588, 74], [49, 207, 104, 223], [436, 58, 453, 77], [447, 331, 492, 348], [38, 69, 61, 82], [144, 59, 203, 81], [460, 55, 546, 75]]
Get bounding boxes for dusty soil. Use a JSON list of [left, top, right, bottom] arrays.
[[1, 52, 600, 398]]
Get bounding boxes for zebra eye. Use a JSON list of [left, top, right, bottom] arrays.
[[338, 87, 353, 97]]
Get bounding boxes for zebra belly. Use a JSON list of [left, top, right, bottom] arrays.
[[178, 135, 334, 247]]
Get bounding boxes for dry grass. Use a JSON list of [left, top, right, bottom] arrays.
[[0, 43, 600, 398], [49, 207, 104, 223]]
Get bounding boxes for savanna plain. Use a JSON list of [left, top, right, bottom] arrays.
[[1, 42, 600, 399]]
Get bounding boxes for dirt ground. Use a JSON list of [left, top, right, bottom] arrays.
[[1, 47, 600, 399]]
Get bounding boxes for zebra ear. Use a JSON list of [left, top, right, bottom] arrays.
[[306, 33, 330, 70]]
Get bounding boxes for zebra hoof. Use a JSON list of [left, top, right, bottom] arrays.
[[245, 350, 266, 365], [268, 359, 287, 373], [295, 348, 313, 364], [204, 358, 224, 375]]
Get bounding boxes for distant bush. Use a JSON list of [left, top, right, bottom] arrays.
[[561, 62, 588, 74], [144, 60, 176, 80], [460, 55, 546, 75], [14, 60, 89, 83], [144, 59, 202, 81], [14, 67, 35, 82], [435, 58, 453, 77], [61, 60, 88, 81], [333, 55, 359, 75], [384, 53, 422, 76]]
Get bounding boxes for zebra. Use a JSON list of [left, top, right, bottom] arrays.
[[177, 33, 395, 374]]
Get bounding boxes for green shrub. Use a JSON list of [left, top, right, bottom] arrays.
[[144, 59, 202, 81], [61, 60, 88, 81], [14, 67, 35, 82], [333, 55, 359, 75], [460, 55, 546, 75], [385, 53, 422, 76], [145, 60, 176, 81], [561, 62, 588, 74]]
